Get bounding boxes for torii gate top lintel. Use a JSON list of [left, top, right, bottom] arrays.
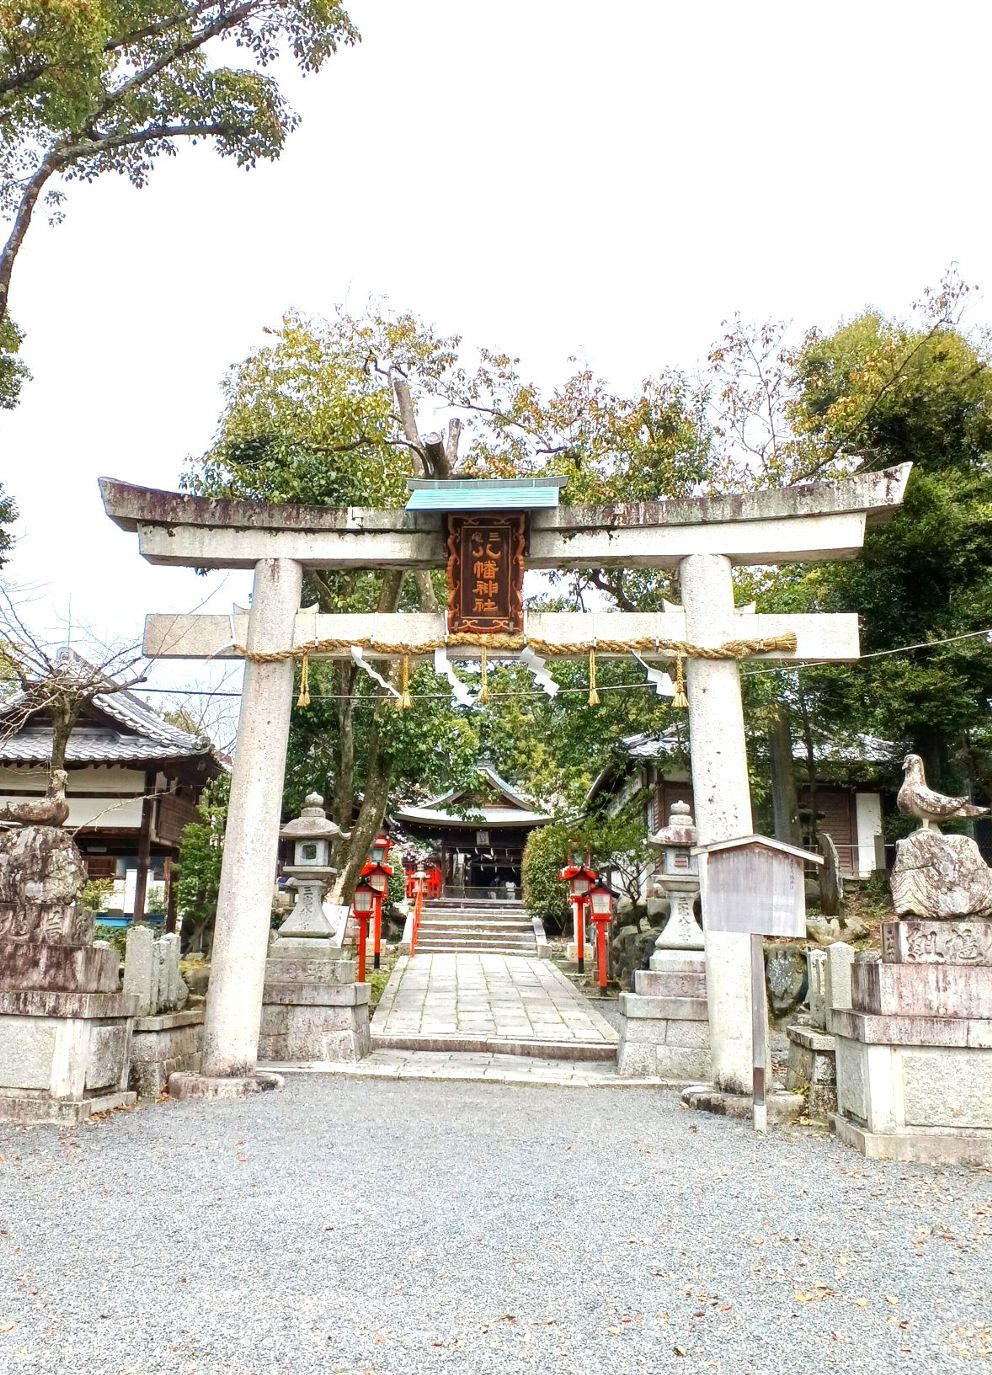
[[98, 464, 911, 572]]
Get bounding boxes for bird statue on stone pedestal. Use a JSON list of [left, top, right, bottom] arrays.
[[0, 769, 70, 827], [897, 754, 990, 830]]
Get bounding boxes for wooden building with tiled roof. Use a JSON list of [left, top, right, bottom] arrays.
[[0, 651, 224, 924]]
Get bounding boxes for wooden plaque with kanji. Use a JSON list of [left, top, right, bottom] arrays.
[[446, 513, 527, 635]]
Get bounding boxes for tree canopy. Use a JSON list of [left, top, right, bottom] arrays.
[[0, 1, 358, 346]]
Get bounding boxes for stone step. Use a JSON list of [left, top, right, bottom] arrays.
[[415, 918, 533, 929], [414, 941, 538, 954], [417, 929, 534, 940], [371, 1032, 616, 1062]]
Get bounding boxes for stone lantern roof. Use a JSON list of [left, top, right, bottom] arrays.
[[280, 793, 349, 843], [648, 800, 697, 851]]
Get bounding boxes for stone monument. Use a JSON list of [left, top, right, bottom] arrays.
[[0, 778, 138, 1122], [832, 755, 992, 1164], [616, 802, 710, 1081], [124, 926, 202, 1098]]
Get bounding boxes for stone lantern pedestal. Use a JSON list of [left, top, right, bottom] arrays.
[[616, 803, 710, 1081], [257, 794, 370, 1064]]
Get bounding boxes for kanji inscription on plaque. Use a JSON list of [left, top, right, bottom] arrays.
[[446, 513, 527, 635]]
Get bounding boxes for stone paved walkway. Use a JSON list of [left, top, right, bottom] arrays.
[[372, 952, 619, 1053]]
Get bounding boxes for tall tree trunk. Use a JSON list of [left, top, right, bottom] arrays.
[[0, 154, 61, 329], [768, 702, 801, 845], [332, 659, 357, 841], [796, 685, 818, 846], [332, 715, 394, 905], [49, 696, 78, 775], [329, 569, 406, 896]]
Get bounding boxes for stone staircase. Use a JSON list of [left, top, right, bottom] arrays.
[[414, 897, 538, 956]]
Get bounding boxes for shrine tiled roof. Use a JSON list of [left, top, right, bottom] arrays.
[[394, 760, 552, 829], [0, 649, 215, 765], [0, 727, 211, 764]]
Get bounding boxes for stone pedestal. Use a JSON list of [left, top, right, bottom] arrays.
[[0, 983, 137, 1122], [130, 1009, 204, 1098], [832, 919, 992, 1165], [259, 951, 370, 1063], [616, 954, 710, 1080], [786, 1025, 837, 1119], [784, 945, 852, 1121]]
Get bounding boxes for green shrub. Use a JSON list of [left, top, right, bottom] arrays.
[[81, 878, 114, 912], [522, 822, 571, 932]]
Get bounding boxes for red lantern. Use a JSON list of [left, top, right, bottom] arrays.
[[369, 833, 392, 866], [352, 879, 376, 982], [587, 879, 613, 993], [361, 858, 393, 970], [559, 858, 597, 974]]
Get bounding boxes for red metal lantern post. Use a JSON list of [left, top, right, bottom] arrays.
[[361, 858, 392, 971], [352, 879, 376, 982], [559, 856, 596, 974], [588, 878, 614, 995], [411, 867, 427, 955]]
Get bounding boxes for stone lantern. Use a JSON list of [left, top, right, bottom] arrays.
[[646, 800, 703, 958], [273, 793, 350, 955]]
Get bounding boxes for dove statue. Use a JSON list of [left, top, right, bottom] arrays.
[[0, 768, 70, 827], [897, 754, 990, 830]]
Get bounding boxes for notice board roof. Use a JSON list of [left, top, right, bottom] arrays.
[[405, 477, 568, 512], [692, 834, 823, 866]]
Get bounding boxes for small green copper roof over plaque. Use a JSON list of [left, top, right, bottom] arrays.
[[404, 476, 568, 512]]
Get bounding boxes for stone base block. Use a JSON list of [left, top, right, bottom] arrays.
[[834, 1034, 992, 1134], [853, 960, 992, 1018], [646, 952, 708, 978], [616, 972, 711, 1082], [259, 981, 370, 1062], [785, 1024, 837, 1120], [881, 918, 992, 966], [168, 1071, 284, 1100], [681, 1085, 805, 1123], [831, 1113, 992, 1167], [130, 1009, 204, 1098], [264, 954, 357, 985], [0, 1088, 136, 1123], [0, 942, 119, 993], [0, 988, 137, 1120]]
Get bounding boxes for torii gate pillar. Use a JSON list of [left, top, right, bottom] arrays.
[[199, 558, 302, 1082], [681, 553, 755, 1094]]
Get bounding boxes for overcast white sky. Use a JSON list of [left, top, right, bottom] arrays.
[[1, 0, 990, 712]]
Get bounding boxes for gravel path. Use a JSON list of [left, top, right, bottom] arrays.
[[1, 1078, 990, 1374]]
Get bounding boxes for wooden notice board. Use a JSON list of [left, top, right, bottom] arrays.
[[446, 513, 527, 636]]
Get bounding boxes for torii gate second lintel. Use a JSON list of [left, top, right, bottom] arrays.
[[100, 464, 911, 1096]]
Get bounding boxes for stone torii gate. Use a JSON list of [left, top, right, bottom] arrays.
[[101, 464, 910, 1097]]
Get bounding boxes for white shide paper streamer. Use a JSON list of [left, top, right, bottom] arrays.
[[633, 653, 675, 698], [434, 647, 477, 707], [520, 646, 560, 697], [351, 645, 401, 699]]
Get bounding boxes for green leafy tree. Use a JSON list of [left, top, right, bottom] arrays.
[[0, 315, 28, 409], [185, 305, 720, 899], [0, 1, 358, 336], [708, 272, 992, 816], [522, 822, 571, 932], [0, 475, 16, 565], [174, 772, 230, 953], [790, 295, 992, 795]]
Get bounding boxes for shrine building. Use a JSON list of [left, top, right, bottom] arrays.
[[394, 760, 551, 898]]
